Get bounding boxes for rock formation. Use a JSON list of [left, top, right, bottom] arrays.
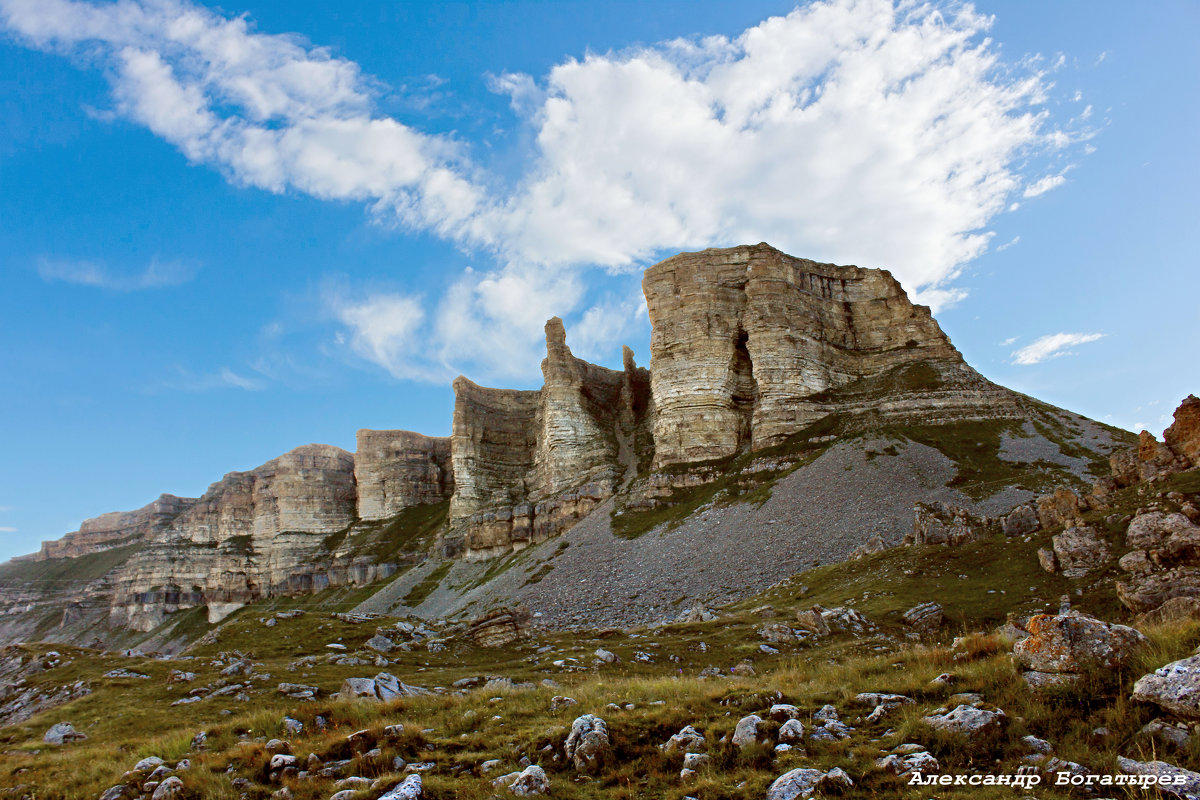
[[446, 318, 652, 559], [643, 243, 1019, 466], [355, 430, 452, 520], [32, 494, 196, 561]]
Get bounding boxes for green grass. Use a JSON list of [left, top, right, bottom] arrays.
[[0, 543, 142, 588], [323, 500, 449, 562]]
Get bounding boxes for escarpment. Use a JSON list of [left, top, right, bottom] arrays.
[[3, 243, 1137, 647], [644, 244, 1019, 466], [445, 318, 653, 559]]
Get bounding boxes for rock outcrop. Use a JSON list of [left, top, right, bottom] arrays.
[[643, 243, 1019, 466], [355, 431, 452, 521], [1103, 397, 1200, 492], [446, 318, 652, 559], [108, 444, 360, 630], [1013, 613, 1146, 689], [1117, 512, 1200, 614], [32, 495, 197, 561]]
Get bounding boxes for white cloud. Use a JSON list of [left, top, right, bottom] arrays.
[[1011, 332, 1104, 365], [1000, 336, 1018, 346], [0, 526, 16, 533], [1, 0, 1088, 382], [1023, 173, 1067, 198], [158, 366, 265, 391], [37, 256, 195, 289], [996, 235, 1020, 252]]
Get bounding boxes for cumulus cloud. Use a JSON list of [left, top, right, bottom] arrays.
[[1011, 332, 1104, 365], [1, 0, 1088, 381], [37, 256, 195, 289]]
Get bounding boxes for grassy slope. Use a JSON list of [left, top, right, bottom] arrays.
[[2, 468, 1196, 800]]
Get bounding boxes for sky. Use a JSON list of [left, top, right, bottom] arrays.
[[0, 0, 1196, 561]]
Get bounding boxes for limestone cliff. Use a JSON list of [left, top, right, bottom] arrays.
[[447, 318, 652, 559], [33, 494, 196, 561], [644, 243, 1018, 466], [355, 430, 453, 520]]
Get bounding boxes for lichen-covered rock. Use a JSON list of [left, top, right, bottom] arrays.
[[1051, 526, 1110, 578], [1132, 654, 1200, 720], [564, 714, 610, 772], [1164, 396, 1200, 468], [731, 714, 764, 748], [467, 607, 530, 648], [1037, 488, 1086, 531], [765, 767, 854, 800], [661, 725, 706, 753], [1014, 613, 1147, 688], [1118, 512, 1200, 614], [1116, 757, 1200, 798], [493, 765, 550, 796], [922, 705, 1007, 738], [43, 722, 86, 745], [378, 774, 423, 800]]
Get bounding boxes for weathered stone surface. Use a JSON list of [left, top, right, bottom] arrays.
[[731, 714, 764, 748], [34, 494, 196, 561], [1132, 654, 1200, 720], [1002, 504, 1039, 537], [1118, 512, 1200, 614], [467, 607, 530, 648], [643, 244, 1017, 467], [1051, 526, 1110, 578], [661, 725, 706, 753], [378, 774, 423, 800], [447, 319, 652, 559], [1164, 396, 1200, 468], [493, 764, 550, 796], [766, 767, 854, 800], [1037, 488, 1085, 531], [1116, 757, 1200, 798], [922, 705, 1006, 738], [564, 714, 609, 771], [355, 430, 452, 521], [902, 602, 943, 632], [905, 502, 987, 546], [43, 721, 86, 744], [1014, 613, 1147, 687]]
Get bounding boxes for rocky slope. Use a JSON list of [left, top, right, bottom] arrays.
[[0, 244, 1136, 650]]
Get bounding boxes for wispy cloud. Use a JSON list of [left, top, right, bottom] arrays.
[[0, 527, 16, 533], [37, 256, 196, 290], [1000, 336, 1018, 346], [157, 366, 266, 392], [1, 0, 1092, 381], [1023, 172, 1069, 198], [1011, 332, 1104, 365], [996, 236, 1020, 252]]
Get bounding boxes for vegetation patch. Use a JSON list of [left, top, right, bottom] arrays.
[[0, 543, 142, 589], [401, 560, 454, 608]]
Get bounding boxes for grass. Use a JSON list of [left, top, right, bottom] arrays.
[[323, 501, 449, 562], [0, 543, 142, 588]]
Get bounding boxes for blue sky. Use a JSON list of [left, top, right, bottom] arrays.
[[0, 0, 1196, 561]]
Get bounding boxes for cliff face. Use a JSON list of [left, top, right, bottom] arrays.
[[34, 494, 196, 561], [447, 318, 652, 559], [107, 444, 360, 630], [644, 244, 1017, 466], [355, 430, 453, 521]]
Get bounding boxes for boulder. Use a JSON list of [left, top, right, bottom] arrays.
[[731, 714, 764, 748], [493, 765, 550, 796], [922, 706, 1006, 738], [907, 502, 986, 546], [793, 607, 830, 637], [1002, 505, 1039, 537], [777, 719, 805, 743], [564, 715, 609, 772], [1050, 526, 1110, 577], [365, 635, 396, 653], [43, 722, 86, 745], [757, 623, 798, 644], [661, 725, 706, 753], [766, 767, 854, 800], [378, 774, 423, 800], [1013, 613, 1147, 688], [468, 607, 530, 648], [877, 751, 938, 777], [1132, 654, 1200, 720], [150, 777, 184, 800], [1117, 757, 1200, 798], [1037, 489, 1085, 531], [901, 602, 943, 632]]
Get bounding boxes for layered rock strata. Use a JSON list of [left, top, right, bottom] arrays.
[[643, 243, 1018, 466], [34, 494, 196, 561], [108, 444, 360, 630], [447, 318, 652, 559], [355, 430, 452, 520]]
